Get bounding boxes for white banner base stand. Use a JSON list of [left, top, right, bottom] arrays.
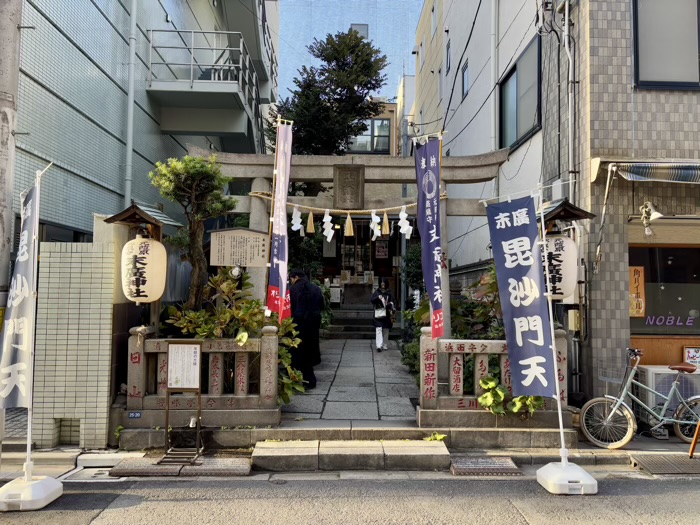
[[536, 451, 598, 495], [0, 462, 63, 512]]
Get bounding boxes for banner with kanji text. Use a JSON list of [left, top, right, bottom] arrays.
[[266, 123, 293, 322], [486, 196, 556, 398], [415, 138, 444, 339]]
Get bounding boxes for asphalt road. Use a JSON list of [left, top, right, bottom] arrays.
[[2, 473, 699, 525]]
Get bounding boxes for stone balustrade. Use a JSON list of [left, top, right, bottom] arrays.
[[125, 325, 280, 425], [419, 327, 568, 411]]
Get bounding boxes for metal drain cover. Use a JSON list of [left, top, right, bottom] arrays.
[[631, 454, 700, 475], [451, 457, 522, 476]]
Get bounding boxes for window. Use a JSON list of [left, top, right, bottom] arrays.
[[499, 37, 540, 149], [348, 119, 391, 154], [438, 65, 443, 101], [446, 40, 451, 72], [350, 23, 369, 40], [461, 61, 469, 99], [431, 4, 437, 36], [634, 0, 700, 88]]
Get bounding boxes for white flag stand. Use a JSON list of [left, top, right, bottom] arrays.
[[0, 165, 63, 511], [535, 187, 597, 495]]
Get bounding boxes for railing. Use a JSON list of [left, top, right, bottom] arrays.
[[147, 29, 264, 149], [126, 325, 279, 411], [419, 327, 568, 410]]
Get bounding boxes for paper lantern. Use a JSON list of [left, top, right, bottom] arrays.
[[545, 234, 577, 300], [121, 235, 167, 304]]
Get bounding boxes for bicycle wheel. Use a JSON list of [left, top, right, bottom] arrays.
[[580, 397, 636, 449], [673, 399, 700, 443]]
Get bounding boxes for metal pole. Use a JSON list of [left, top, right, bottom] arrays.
[[564, 0, 575, 203], [124, 0, 138, 209], [0, 0, 23, 474]]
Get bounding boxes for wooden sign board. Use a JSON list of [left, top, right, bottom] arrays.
[[629, 266, 646, 318], [210, 228, 268, 267], [167, 343, 201, 389]]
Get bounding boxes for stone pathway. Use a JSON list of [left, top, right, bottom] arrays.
[[282, 339, 420, 421]]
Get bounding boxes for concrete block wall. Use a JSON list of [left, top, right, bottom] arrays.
[[34, 242, 114, 449]]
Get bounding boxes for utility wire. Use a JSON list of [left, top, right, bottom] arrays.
[[441, 0, 483, 131], [443, 13, 536, 149]]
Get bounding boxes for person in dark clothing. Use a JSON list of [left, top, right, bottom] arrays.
[[371, 278, 396, 352], [289, 269, 324, 389]]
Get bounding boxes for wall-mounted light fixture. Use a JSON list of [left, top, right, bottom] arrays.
[[640, 201, 663, 237]]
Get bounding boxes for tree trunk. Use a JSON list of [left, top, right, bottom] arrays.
[[186, 220, 207, 310]]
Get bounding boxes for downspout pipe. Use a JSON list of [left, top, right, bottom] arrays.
[[124, 0, 137, 208], [490, 0, 499, 192], [563, 0, 575, 203]]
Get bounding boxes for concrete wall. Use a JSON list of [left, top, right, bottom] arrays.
[[34, 242, 114, 448]]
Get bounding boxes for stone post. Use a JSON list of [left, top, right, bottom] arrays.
[[234, 352, 249, 396], [500, 354, 512, 395], [474, 354, 489, 396], [208, 352, 224, 395], [157, 353, 168, 396], [127, 325, 153, 410], [249, 177, 271, 301], [419, 327, 438, 409], [260, 325, 279, 408], [448, 353, 463, 396], [555, 328, 568, 408]]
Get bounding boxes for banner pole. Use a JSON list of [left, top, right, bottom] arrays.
[[537, 188, 568, 467], [265, 116, 282, 295]]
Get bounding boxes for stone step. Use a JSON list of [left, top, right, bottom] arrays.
[[328, 317, 374, 326], [0, 439, 34, 452], [1, 450, 80, 466], [251, 440, 451, 472]]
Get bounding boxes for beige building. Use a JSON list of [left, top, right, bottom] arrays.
[[413, 0, 444, 137]]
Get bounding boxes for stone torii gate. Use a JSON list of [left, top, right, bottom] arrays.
[[188, 145, 509, 356]]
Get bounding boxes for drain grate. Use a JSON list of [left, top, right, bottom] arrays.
[[450, 457, 522, 476], [631, 454, 700, 475]]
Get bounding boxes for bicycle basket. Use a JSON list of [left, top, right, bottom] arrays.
[[598, 359, 628, 385]]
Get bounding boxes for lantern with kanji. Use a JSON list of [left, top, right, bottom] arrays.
[[545, 234, 577, 300], [121, 235, 167, 304]]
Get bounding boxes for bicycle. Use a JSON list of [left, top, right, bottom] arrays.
[[580, 347, 700, 449]]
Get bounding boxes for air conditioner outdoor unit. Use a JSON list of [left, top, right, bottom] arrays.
[[632, 365, 700, 424]]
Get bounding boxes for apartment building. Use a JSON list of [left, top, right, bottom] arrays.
[[12, 0, 278, 245]]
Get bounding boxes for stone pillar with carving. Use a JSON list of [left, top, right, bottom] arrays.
[[234, 352, 249, 396], [127, 325, 154, 410], [419, 327, 438, 410], [260, 325, 279, 408], [249, 177, 270, 301], [209, 352, 224, 396]]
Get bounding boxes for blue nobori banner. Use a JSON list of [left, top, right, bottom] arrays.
[[0, 183, 40, 408], [486, 196, 556, 398], [415, 138, 444, 339]]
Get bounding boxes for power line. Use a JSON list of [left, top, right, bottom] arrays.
[[443, 4, 534, 130], [441, 0, 483, 131], [443, 12, 536, 149]]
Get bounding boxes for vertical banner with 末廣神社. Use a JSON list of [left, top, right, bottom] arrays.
[[487, 196, 556, 398], [0, 183, 40, 408], [266, 122, 293, 322], [415, 138, 444, 339]]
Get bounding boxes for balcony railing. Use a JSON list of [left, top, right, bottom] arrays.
[[147, 29, 264, 147]]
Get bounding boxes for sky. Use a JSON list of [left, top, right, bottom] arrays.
[[277, 0, 424, 100]]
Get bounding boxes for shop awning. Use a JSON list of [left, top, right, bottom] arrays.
[[591, 157, 700, 183]]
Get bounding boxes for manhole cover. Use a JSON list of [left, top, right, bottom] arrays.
[[631, 454, 700, 475], [450, 457, 522, 476]]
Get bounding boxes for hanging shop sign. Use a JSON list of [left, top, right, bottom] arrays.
[[487, 196, 556, 398], [121, 235, 167, 304], [544, 234, 577, 300], [629, 266, 646, 317]]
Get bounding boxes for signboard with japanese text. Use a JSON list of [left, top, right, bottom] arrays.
[[0, 184, 39, 408], [210, 228, 269, 267], [487, 196, 556, 398], [544, 235, 577, 300], [415, 138, 444, 339], [266, 123, 293, 322], [167, 344, 201, 390], [629, 266, 646, 317]]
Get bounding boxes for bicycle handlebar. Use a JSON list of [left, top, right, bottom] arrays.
[[626, 347, 644, 358]]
